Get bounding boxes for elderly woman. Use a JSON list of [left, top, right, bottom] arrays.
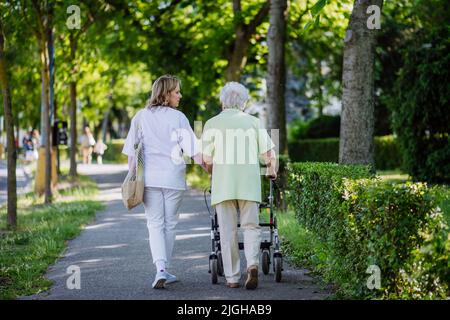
[[202, 82, 277, 290]]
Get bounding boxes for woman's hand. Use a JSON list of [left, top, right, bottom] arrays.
[[193, 153, 212, 173], [202, 154, 213, 174], [262, 149, 277, 180], [266, 167, 277, 180]]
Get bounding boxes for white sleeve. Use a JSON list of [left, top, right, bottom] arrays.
[[122, 114, 138, 156], [177, 114, 200, 157]]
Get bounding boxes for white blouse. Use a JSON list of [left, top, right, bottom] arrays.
[[122, 107, 200, 190]]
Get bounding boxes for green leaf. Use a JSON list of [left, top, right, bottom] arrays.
[[303, 20, 314, 32], [311, 0, 327, 17], [314, 14, 321, 27]]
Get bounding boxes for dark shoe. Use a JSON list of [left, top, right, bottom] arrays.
[[226, 282, 240, 288], [245, 266, 258, 290]]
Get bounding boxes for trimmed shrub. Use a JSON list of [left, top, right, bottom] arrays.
[[341, 180, 447, 298], [287, 162, 372, 241], [102, 139, 127, 163], [287, 119, 310, 143], [287, 116, 341, 142], [287, 162, 449, 298], [373, 135, 403, 170], [305, 115, 340, 139], [289, 138, 339, 163], [288, 135, 402, 170]]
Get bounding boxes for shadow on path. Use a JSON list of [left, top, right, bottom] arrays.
[[21, 164, 331, 300]]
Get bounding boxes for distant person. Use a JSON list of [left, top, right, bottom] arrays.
[[31, 129, 41, 151], [23, 129, 38, 162], [79, 126, 95, 164], [122, 75, 205, 289], [93, 138, 107, 165], [24, 138, 36, 163]]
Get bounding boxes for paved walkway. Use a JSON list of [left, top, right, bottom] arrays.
[[21, 163, 331, 300], [0, 160, 34, 206]]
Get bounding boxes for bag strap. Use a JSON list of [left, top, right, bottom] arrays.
[[134, 109, 145, 149]]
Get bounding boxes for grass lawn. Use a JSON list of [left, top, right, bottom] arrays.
[[0, 174, 105, 300], [277, 210, 330, 275], [377, 169, 411, 183]]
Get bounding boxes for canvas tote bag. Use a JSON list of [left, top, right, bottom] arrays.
[[121, 110, 145, 210]]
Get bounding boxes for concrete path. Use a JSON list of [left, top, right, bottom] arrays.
[[0, 160, 34, 206], [21, 163, 331, 300]]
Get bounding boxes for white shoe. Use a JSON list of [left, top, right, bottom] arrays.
[[152, 271, 167, 289], [164, 272, 178, 284]]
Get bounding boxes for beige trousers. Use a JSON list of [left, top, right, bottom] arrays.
[[215, 200, 261, 283]]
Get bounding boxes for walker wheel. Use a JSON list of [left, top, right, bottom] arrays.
[[274, 256, 282, 282], [210, 257, 218, 284], [262, 250, 270, 275], [217, 251, 224, 276]]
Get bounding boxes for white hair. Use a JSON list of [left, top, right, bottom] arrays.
[[219, 82, 249, 110]]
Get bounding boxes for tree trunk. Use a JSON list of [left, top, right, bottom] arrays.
[[225, 0, 270, 81], [41, 40, 52, 203], [69, 34, 77, 177], [47, 3, 56, 173], [31, 0, 52, 202], [339, 0, 383, 167], [267, 0, 288, 155], [102, 77, 116, 142], [0, 22, 17, 229], [43, 4, 53, 203]]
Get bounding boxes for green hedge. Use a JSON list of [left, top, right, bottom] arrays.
[[288, 135, 403, 170], [289, 138, 339, 163], [103, 139, 128, 163], [287, 162, 449, 299], [374, 135, 403, 170]]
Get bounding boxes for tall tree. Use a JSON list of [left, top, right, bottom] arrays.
[[66, 5, 94, 177], [226, 0, 270, 81], [0, 18, 17, 229], [267, 0, 288, 155], [29, 0, 53, 202], [339, 0, 383, 167]]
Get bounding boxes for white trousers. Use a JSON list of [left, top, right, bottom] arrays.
[[143, 187, 184, 270], [215, 200, 261, 283]]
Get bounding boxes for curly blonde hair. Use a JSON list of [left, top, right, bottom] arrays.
[[146, 75, 181, 108]]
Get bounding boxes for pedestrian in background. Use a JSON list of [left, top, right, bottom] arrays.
[[94, 138, 108, 165]]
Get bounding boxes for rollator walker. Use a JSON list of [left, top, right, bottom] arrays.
[[204, 179, 283, 284]]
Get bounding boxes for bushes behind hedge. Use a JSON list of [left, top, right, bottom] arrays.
[[288, 135, 403, 170], [287, 162, 449, 299], [389, 26, 450, 184], [102, 139, 128, 163]]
